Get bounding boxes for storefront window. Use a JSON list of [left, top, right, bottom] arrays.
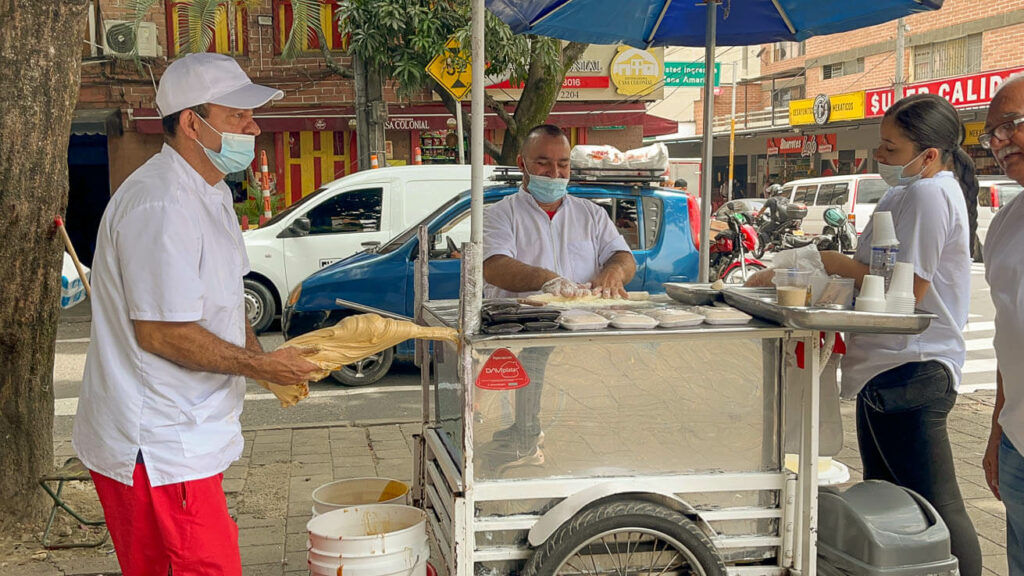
[[420, 130, 460, 164], [166, 0, 248, 56]]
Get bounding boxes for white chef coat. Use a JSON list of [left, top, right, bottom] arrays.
[[483, 188, 631, 298], [841, 171, 970, 398], [985, 192, 1024, 451], [73, 144, 250, 487]]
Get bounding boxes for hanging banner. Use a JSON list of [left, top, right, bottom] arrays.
[[767, 134, 837, 155], [789, 91, 866, 126]]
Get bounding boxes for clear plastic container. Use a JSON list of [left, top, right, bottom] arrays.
[[558, 309, 610, 331]]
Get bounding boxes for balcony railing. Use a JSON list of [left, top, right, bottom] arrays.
[[710, 107, 790, 132]]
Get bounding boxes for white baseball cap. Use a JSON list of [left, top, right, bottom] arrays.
[[156, 53, 283, 117]]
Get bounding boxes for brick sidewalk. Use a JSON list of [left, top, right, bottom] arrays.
[[15, 393, 1009, 576]]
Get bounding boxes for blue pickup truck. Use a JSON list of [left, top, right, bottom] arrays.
[[282, 177, 699, 385]]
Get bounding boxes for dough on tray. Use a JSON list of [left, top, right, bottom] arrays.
[[258, 314, 459, 407]]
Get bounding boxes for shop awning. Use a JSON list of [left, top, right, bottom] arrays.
[[132, 102, 655, 134], [643, 114, 679, 137], [71, 108, 122, 136]]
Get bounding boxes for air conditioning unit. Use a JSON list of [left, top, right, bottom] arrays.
[[103, 20, 158, 58]]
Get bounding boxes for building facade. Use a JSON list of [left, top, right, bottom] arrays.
[[70, 0, 674, 263], [665, 0, 1024, 197]]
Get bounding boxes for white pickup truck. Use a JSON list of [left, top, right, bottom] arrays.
[[243, 164, 497, 332]]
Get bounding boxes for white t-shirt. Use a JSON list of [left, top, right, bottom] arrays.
[[483, 189, 631, 298], [73, 144, 250, 487], [841, 171, 970, 398], [984, 192, 1024, 451]]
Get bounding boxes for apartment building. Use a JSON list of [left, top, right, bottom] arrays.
[[665, 0, 1024, 196]]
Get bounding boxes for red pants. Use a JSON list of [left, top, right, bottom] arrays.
[[90, 463, 241, 576]]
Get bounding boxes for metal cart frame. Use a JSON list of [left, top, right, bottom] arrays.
[[411, 233, 824, 576]]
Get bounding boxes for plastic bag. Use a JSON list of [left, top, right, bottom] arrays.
[[624, 142, 668, 170], [772, 244, 829, 303], [60, 252, 90, 309], [569, 143, 669, 172]]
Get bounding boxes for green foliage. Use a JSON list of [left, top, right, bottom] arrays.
[[335, 0, 549, 99]]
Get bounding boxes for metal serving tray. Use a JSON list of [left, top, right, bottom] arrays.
[[664, 282, 724, 306], [721, 287, 936, 335]]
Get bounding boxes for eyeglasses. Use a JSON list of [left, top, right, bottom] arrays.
[[979, 116, 1024, 149]]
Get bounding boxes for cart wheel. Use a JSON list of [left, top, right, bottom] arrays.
[[523, 499, 726, 576]]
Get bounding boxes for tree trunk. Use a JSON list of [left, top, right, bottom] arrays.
[[0, 0, 89, 529], [354, 55, 387, 171]]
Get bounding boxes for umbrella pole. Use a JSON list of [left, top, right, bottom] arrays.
[[698, 0, 719, 283], [464, 0, 485, 336]]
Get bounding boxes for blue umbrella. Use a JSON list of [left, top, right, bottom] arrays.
[[486, 0, 945, 281], [488, 0, 942, 48]]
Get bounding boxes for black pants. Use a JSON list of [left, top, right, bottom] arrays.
[[856, 361, 982, 576]]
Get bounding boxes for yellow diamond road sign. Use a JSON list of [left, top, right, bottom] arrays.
[[427, 38, 472, 100]]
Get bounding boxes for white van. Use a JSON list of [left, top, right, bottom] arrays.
[[243, 164, 498, 332], [780, 174, 888, 236]]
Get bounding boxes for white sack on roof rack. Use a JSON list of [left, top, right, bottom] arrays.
[[570, 142, 668, 172]]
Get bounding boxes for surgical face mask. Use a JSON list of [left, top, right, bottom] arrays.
[[524, 167, 569, 204], [878, 150, 927, 187], [194, 114, 255, 174]]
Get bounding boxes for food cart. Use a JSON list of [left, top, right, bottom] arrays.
[[407, 216, 949, 576]]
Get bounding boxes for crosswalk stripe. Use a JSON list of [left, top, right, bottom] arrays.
[[964, 321, 994, 333]]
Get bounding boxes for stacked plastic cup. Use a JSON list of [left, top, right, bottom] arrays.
[[855, 274, 887, 312], [886, 262, 916, 314]]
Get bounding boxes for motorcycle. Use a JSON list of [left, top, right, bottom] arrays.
[[752, 195, 814, 257], [812, 206, 858, 253], [709, 209, 767, 284]]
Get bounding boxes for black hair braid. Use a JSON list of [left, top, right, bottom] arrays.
[[953, 146, 980, 250]]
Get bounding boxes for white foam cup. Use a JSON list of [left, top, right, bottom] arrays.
[[872, 212, 897, 246], [860, 274, 885, 301], [888, 262, 914, 297]]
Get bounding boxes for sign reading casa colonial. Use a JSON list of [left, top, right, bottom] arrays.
[[609, 46, 663, 96], [866, 65, 1024, 118]]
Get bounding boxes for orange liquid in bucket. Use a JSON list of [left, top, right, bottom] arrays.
[[378, 480, 408, 502]]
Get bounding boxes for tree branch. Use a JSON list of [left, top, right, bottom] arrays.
[[485, 92, 516, 133], [316, 29, 353, 79], [430, 79, 504, 162]]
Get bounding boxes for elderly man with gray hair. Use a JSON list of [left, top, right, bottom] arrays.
[[981, 72, 1024, 576]]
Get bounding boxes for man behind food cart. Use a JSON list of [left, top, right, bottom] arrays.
[[980, 73, 1024, 576], [482, 124, 636, 467], [72, 53, 320, 575]]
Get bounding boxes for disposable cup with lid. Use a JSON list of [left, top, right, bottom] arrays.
[[871, 212, 898, 247]]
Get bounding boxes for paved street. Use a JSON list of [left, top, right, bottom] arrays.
[[10, 263, 1007, 575]]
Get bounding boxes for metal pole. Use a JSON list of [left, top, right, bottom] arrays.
[[466, 0, 484, 329], [728, 62, 737, 202], [456, 103, 466, 164], [699, 0, 719, 283], [894, 18, 906, 102]]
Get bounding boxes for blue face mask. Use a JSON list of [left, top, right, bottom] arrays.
[[194, 114, 256, 174], [525, 168, 569, 204]]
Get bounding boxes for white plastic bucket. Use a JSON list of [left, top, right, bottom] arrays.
[[312, 477, 410, 516], [307, 504, 427, 557], [308, 541, 429, 576]]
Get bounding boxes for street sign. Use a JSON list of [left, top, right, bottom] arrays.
[[427, 38, 472, 100], [664, 62, 720, 87]]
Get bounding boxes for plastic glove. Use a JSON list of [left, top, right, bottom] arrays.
[[541, 276, 591, 298]]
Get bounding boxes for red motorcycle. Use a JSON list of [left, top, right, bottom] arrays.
[[709, 211, 766, 284]]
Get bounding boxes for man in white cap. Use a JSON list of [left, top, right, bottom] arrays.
[[73, 53, 319, 574], [981, 72, 1024, 576]]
